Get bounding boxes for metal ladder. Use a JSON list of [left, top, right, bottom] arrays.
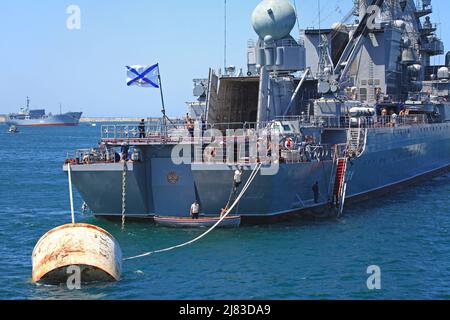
[[347, 119, 367, 157], [332, 157, 348, 217], [349, 128, 361, 150]]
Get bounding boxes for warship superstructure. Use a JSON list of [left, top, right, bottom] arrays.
[[65, 0, 450, 223], [7, 97, 82, 127]]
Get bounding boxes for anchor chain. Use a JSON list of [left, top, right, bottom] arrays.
[[121, 161, 127, 230]]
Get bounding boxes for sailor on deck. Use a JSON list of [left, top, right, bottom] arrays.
[[138, 119, 146, 138], [120, 143, 129, 162], [190, 200, 200, 220], [312, 181, 320, 204], [185, 113, 195, 138], [284, 137, 294, 150]]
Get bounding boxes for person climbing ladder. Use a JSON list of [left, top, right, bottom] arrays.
[[233, 167, 243, 193]]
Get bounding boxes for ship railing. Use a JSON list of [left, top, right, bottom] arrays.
[[192, 141, 335, 165], [70, 147, 120, 165], [361, 114, 428, 128], [100, 114, 429, 144], [101, 122, 272, 143], [274, 115, 351, 128], [274, 114, 428, 129], [101, 121, 187, 139], [69, 144, 144, 165]]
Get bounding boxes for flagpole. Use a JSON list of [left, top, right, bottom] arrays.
[[157, 65, 168, 138]]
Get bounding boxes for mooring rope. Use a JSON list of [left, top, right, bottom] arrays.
[[124, 163, 262, 261], [67, 163, 76, 224]]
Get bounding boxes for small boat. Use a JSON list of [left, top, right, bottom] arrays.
[[8, 125, 19, 133], [154, 215, 241, 228]]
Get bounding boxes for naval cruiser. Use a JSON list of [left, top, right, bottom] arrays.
[[6, 97, 82, 127], [65, 0, 450, 223]]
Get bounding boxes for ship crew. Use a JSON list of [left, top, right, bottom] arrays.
[[391, 112, 398, 127], [184, 113, 191, 123], [185, 113, 195, 138], [220, 206, 229, 218], [201, 114, 206, 136], [190, 200, 200, 220], [267, 136, 273, 158], [138, 119, 146, 138], [187, 119, 195, 138], [83, 153, 90, 164], [312, 181, 320, 204], [380, 108, 388, 127], [284, 137, 294, 150], [233, 167, 243, 193], [121, 143, 129, 162]]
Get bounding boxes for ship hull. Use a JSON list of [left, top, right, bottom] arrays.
[[67, 123, 450, 223], [6, 112, 82, 127], [192, 123, 450, 220]]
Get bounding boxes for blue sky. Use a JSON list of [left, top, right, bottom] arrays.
[[0, 0, 449, 117]]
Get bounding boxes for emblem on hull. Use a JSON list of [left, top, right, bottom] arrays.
[[167, 172, 180, 184]]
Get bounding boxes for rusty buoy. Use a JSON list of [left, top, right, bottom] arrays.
[[32, 223, 122, 284]]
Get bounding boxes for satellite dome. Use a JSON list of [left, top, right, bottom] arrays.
[[251, 0, 297, 41], [437, 67, 449, 79]]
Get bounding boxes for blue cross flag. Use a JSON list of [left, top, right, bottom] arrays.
[[126, 64, 160, 88]]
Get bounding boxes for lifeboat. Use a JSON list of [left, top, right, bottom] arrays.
[[154, 216, 241, 229]]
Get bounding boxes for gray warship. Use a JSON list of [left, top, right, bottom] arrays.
[[65, 0, 450, 223], [7, 97, 82, 127]]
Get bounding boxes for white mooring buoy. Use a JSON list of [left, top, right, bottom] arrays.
[[32, 163, 122, 284]]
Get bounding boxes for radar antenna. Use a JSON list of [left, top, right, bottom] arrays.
[[224, 0, 227, 71]]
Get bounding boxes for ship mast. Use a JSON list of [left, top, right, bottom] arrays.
[[224, 0, 227, 72]]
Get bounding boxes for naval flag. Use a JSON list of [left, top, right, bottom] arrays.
[[126, 64, 160, 88]]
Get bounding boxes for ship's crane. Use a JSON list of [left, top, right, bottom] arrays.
[[319, 0, 386, 95]]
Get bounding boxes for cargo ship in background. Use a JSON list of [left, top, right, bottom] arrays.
[[6, 97, 82, 127], [65, 0, 450, 223]]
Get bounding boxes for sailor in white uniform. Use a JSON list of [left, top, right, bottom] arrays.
[[190, 200, 200, 220], [233, 167, 243, 193]]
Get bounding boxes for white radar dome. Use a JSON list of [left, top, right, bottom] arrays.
[[437, 67, 449, 79], [251, 0, 297, 41]]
